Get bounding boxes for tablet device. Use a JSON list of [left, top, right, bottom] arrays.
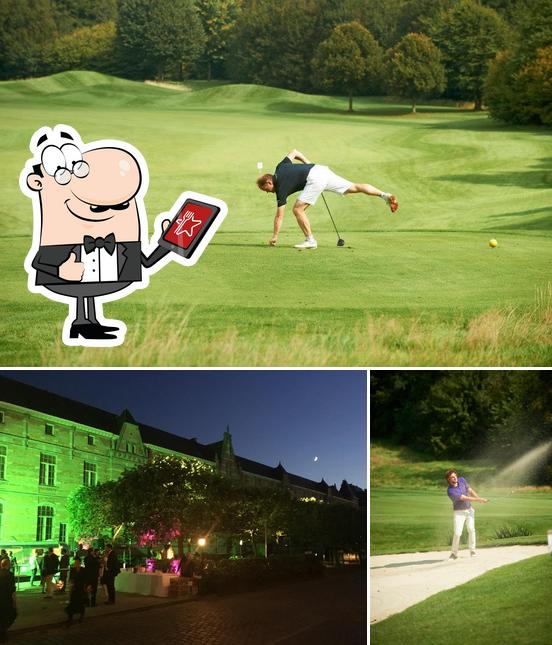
[[158, 198, 221, 260]]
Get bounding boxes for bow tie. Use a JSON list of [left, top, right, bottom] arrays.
[[83, 233, 116, 255]]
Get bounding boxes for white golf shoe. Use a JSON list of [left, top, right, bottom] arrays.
[[381, 192, 399, 213], [294, 238, 317, 250]]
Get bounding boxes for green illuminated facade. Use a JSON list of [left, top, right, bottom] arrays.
[[0, 377, 362, 558]]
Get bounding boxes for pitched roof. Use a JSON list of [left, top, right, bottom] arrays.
[[0, 376, 364, 501], [0, 375, 118, 434]]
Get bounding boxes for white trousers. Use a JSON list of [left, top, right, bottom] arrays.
[[452, 508, 476, 555]]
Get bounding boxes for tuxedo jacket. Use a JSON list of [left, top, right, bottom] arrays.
[[32, 241, 167, 286]]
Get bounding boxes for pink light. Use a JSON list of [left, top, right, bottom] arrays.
[[138, 530, 157, 546]]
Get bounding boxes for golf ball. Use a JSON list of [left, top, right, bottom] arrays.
[[489, 239, 498, 248]]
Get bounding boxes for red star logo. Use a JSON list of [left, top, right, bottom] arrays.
[[174, 210, 201, 238]]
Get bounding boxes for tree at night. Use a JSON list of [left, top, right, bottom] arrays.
[[68, 454, 366, 558], [67, 480, 121, 542], [222, 485, 293, 557]]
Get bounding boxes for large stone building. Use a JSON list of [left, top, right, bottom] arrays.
[[0, 376, 363, 558]]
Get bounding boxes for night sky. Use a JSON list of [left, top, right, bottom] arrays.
[[1, 370, 367, 488]]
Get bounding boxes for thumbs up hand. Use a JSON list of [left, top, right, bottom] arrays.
[[59, 252, 84, 281]]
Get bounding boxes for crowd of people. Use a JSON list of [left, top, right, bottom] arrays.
[[0, 543, 205, 639], [0, 544, 122, 637]]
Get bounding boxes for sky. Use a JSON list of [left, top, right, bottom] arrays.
[[1, 370, 367, 488]]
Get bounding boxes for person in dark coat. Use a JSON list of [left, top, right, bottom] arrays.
[[102, 545, 120, 605], [179, 552, 195, 578], [65, 558, 89, 625], [0, 557, 17, 642], [58, 547, 70, 593], [83, 548, 100, 607], [43, 547, 59, 598]]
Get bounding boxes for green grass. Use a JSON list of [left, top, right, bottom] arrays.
[[370, 486, 552, 554], [370, 442, 496, 489], [370, 442, 552, 554], [371, 555, 552, 644], [1, 71, 552, 365]]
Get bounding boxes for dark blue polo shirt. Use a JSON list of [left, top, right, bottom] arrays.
[[273, 157, 314, 207]]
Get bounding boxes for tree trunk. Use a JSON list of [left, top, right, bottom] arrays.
[[474, 96, 483, 111], [177, 534, 184, 560], [412, 101, 416, 113], [348, 91, 353, 113], [179, 62, 183, 82], [207, 61, 212, 81]]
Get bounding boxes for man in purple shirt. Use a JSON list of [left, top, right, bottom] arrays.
[[446, 469, 489, 559]]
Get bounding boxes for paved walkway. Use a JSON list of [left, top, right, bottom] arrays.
[[370, 544, 548, 623], [7, 568, 366, 644], [8, 582, 194, 635]]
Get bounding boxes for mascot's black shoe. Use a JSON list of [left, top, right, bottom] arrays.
[[89, 323, 119, 333], [69, 324, 117, 340]]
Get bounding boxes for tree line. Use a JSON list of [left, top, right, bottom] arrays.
[[371, 371, 552, 482], [68, 456, 366, 558], [0, 0, 550, 124]]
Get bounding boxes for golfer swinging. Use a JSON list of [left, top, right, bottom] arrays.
[[446, 469, 488, 560], [257, 149, 398, 249]]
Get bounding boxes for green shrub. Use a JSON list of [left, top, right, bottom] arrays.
[[200, 555, 323, 594], [494, 524, 532, 539]]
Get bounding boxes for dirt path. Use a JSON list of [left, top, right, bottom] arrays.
[[371, 544, 548, 623]]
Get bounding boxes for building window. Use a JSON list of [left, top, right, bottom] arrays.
[[87, 435, 94, 446], [39, 454, 56, 486], [36, 506, 54, 541], [0, 447, 6, 480], [0, 411, 4, 423], [45, 423, 54, 436], [0, 503, 3, 539], [83, 462, 97, 487], [59, 523, 67, 543]]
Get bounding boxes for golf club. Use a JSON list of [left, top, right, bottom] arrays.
[[321, 193, 345, 246]]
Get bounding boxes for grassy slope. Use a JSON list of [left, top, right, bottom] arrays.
[[370, 442, 552, 554], [372, 555, 552, 645], [1, 72, 551, 365]]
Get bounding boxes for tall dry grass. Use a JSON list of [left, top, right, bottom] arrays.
[[40, 284, 552, 366]]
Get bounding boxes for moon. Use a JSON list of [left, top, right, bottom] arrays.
[[313, 456, 318, 462]]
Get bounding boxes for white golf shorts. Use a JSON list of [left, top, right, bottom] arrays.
[[298, 164, 353, 205]]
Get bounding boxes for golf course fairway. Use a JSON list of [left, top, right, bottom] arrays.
[[1, 72, 551, 366]]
